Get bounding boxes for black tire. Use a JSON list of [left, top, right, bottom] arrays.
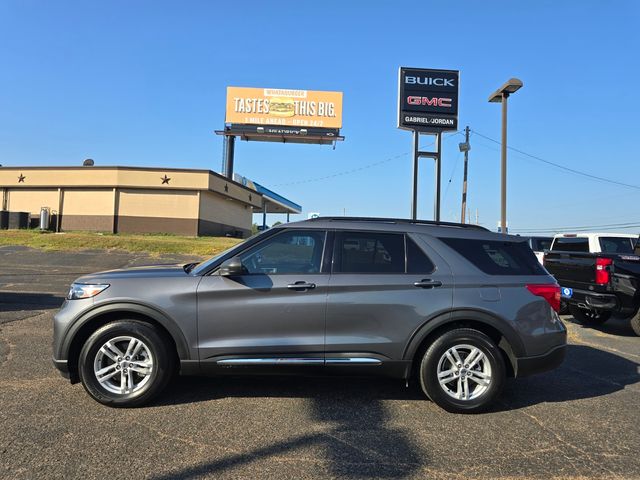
[[630, 311, 640, 336], [419, 328, 505, 414], [78, 320, 175, 407], [568, 306, 611, 326]]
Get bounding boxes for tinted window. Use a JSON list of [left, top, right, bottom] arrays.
[[240, 230, 326, 274], [530, 237, 552, 251], [551, 237, 589, 252], [407, 237, 435, 273], [335, 232, 404, 273], [599, 237, 635, 254], [442, 238, 546, 275]]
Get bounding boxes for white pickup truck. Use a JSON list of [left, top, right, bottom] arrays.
[[549, 232, 638, 255]]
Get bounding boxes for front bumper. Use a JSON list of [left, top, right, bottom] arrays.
[[515, 343, 566, 377]]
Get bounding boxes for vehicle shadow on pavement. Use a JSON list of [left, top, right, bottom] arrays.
[[0, 291, 64, 312], [565, 315, 637, 338], [499, 344, 639, 411], [150, 377, 425, 479]]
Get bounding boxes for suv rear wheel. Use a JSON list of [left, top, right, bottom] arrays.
[[78, 320, 174, 407], [419, 328, 505, 413]]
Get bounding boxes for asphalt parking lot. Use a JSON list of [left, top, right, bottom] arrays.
[[1, 246, 639, 480]]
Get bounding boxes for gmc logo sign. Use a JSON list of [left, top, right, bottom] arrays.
[[407, 96, 452, 108]]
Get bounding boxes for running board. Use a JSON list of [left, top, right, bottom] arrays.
[[217, 358, 324, 365], [216, 357, 382, 366]]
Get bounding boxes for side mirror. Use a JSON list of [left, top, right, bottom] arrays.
[[219, 257, 246, 276]]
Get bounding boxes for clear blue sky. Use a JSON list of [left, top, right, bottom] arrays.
[[1, 1, 639, 233]]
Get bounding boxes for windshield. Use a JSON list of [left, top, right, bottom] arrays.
[[599, 237, 636, 254], [190, 230, 270, 275]]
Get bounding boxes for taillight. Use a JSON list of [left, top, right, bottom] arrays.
[[595, 257, 612, 285], [526, 284, 561, 312]]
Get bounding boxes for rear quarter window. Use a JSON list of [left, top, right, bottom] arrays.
[[441, 238, 547, 276]]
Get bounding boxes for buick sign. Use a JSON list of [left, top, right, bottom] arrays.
[[398, 67, 459, 132]]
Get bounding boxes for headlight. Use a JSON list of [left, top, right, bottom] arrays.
[[67, 283, 110, 300]]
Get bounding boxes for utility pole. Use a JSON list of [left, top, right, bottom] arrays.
[[458, 126, 471, 224]]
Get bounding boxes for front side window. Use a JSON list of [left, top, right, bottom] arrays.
[[240, 230, 326, 274], [334, 232, 405, 273]]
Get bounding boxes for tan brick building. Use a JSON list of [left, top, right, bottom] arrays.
[[0, 166, 300, 237]]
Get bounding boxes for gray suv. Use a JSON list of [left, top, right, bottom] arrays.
[[53, 217, 567, 413]]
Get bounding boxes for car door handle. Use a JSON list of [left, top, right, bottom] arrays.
[[414, 279, 442, 289], [287, 281, 316, 291]]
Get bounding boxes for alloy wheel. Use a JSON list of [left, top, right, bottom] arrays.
[[93, 336, 154, 395], [436, 343, 492, 401]]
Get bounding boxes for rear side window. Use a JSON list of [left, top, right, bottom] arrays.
[[334, 232, 405, 273], [441, 238, 546, 276], [599, 237, 635, 254], [551, 237, 589, 252], [407, 237, 435, 273]]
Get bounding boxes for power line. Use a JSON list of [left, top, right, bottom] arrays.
[[272, 152, 408, 187], [470, 130, 640, 191], [516, 225, 640, 234], [273, 131, 463, 187], [512, 220, 640, 234]]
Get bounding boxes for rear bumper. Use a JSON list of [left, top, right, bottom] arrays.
[[515, 344, 566, 377], [564, 289, 618, 311]]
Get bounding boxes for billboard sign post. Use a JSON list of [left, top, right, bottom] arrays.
[[398, 67, 459, 221]]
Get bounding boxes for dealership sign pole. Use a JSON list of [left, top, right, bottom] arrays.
[[398, 67, 459, 221]]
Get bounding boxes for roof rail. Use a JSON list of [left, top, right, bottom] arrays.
[[306, 216, 489, 231]]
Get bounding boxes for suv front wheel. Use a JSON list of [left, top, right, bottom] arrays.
[[419, 328, 505, 413], [78, 320, 174, 407]]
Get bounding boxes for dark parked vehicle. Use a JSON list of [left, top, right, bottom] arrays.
[[53, 217, 567, 413], [527, 236, 553, 265], [544, 240, 640, 336]]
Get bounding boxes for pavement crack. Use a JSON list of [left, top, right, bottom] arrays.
[[502, 402, 623, 479]]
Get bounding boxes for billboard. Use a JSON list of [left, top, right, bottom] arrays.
[[398, 67, 459, 132], [226, 87, 343, 129]]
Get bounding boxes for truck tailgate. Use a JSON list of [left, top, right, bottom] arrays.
[[543, 251, 597, 290]]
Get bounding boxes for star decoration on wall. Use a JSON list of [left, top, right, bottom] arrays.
[[224, 184, 229, 192], [161, 175, 171, 184], [17, 174, 26, 183]]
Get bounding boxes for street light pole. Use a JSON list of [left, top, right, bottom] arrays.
[[500, 93, 508, 235], [488, 78, 523, 234]]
